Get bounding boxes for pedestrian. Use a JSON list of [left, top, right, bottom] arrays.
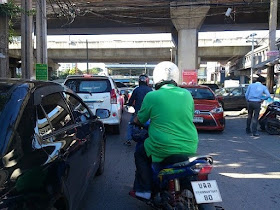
[[245, 76, 271, 136], [129, 61, 198, 200], [124, 74, 153, 146]]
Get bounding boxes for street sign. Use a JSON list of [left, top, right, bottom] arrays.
[[182, 70, 198, 85], [36, 64, 48, 81], [267, 50, 279, 57]]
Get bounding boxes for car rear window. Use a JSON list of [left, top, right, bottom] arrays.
[[65, 79, 112, 93], [184, 87, 215, 100]]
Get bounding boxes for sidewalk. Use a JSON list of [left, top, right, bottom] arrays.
[[224, 108, 248, 117]]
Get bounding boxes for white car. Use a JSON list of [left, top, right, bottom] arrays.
[[64, 75, 123, 134]]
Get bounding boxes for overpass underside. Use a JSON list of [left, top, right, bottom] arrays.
[[3, 0, 274, 81]]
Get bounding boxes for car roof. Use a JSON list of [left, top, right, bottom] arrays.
[[65, 74, 110, 80], [0, 78, 64, 89], [180, 84, 212, 90]]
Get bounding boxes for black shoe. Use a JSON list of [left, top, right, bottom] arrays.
[[252, 133, 260, 137]]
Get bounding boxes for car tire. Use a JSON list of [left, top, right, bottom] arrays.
[[96, 136, 106, 176]]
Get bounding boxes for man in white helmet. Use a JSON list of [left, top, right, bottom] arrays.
[[130, 61, 198, 200]]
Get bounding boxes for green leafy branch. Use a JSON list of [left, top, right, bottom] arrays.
[[0, 1, 36, 43]]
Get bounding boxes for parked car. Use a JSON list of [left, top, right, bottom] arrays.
[[215, 86, 248, 110], [180, 85, 225, 131], [0, 79, 107, 210], [64, 75, 123, 134], [201, 83, 220, 92]]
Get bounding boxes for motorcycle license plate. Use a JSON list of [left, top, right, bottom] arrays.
[[193, 117, 203, 123], [191, 180, 222, 204]]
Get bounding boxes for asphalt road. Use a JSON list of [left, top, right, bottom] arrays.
[[79, 112, 280, 210]]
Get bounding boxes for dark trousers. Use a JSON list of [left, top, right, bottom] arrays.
[[133, 144, 153, 192], [246, 101, 261, 134]]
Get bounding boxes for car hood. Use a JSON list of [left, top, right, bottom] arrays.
[[194, 99, 220, 111]]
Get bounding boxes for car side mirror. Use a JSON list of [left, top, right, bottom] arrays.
[[216, 95, 223, 102], [96, 109, 110, 119]]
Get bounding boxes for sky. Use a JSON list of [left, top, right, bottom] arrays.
[[48, 30, 280, 42]]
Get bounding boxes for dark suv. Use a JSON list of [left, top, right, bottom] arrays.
[[0, 79, 107, 210]]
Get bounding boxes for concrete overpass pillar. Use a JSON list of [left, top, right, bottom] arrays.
[[0, 13, 9, 78], [21, 0, 34, 79], [36, 0, 48, 65], [170, 1, 210, 84]]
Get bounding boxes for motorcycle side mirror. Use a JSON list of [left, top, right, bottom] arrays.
[[125, 106, 135, 114]]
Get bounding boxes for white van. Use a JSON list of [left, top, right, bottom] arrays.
[[64, 75, 123, 134]]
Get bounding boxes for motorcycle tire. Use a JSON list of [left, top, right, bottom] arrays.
[[259, 119, 266, 131], [265, 120, 280, 135], [198, 203, 216, 210]]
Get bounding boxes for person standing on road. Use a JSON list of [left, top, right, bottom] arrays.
[[245, 76, 271, 136], [129, 61, 198, 200], [124, 74, 152, 146]]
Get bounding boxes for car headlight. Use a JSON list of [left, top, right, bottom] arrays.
[[210, 107, 223, 113]]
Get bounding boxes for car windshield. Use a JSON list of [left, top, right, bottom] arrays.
[[216, 87, 237, 96], [65, 79, 111, 93], [116, 82, 127, 88], [184, 87, 215, 100], [0, 83, 22, 115]]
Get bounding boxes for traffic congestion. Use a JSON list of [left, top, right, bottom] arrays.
[[0, 61, 279, 210]]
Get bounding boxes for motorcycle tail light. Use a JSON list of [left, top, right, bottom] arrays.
[[191, 163, 213, 180], [198, 165, 213, 180]]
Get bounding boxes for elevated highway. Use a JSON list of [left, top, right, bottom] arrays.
[[9, 38, 257, 64], [12, 0, 275, 35]]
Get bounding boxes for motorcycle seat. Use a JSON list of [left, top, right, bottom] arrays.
[[171, 156, 213, 168]]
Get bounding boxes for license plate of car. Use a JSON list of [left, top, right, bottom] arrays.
[[193, 117, 203, 123], [191, 180, 222, 204]]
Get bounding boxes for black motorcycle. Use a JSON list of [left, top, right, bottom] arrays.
[[259, 101, 280, 135]]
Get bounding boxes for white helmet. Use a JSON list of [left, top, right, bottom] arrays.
[[153, 61, 180, 86]]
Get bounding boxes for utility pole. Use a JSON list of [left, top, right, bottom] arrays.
[[246, 33, 257, 84], [267, 0, 278, 93], [86, 39, 89, 74]]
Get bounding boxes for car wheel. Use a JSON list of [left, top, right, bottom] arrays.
[[96, 136, 106, 176]]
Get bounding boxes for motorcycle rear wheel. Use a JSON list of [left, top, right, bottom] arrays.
[[265, 121, 280, 135]]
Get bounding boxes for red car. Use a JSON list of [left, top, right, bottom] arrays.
[[180, 85, 225, 131]]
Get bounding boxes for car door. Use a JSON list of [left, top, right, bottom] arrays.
[[228, 87, 244, 110], [63, 92, 100, 179], [37, 92, 88, 208]]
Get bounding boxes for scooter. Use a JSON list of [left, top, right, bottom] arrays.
[[131, 154, 223, 210], [259, 101, 280, 135], [125, 106, 223, 210]]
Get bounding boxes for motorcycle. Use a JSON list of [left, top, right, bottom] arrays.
[[259, 101, 280, 135], [126, 106, 223, 210]]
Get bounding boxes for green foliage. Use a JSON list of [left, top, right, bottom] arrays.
[[0, 1, 36, 43], [0, 1, 21, 17], [86, 67, 103, 74]]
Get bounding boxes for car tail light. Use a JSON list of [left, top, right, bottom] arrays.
[[110, 89, 117, 104]]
